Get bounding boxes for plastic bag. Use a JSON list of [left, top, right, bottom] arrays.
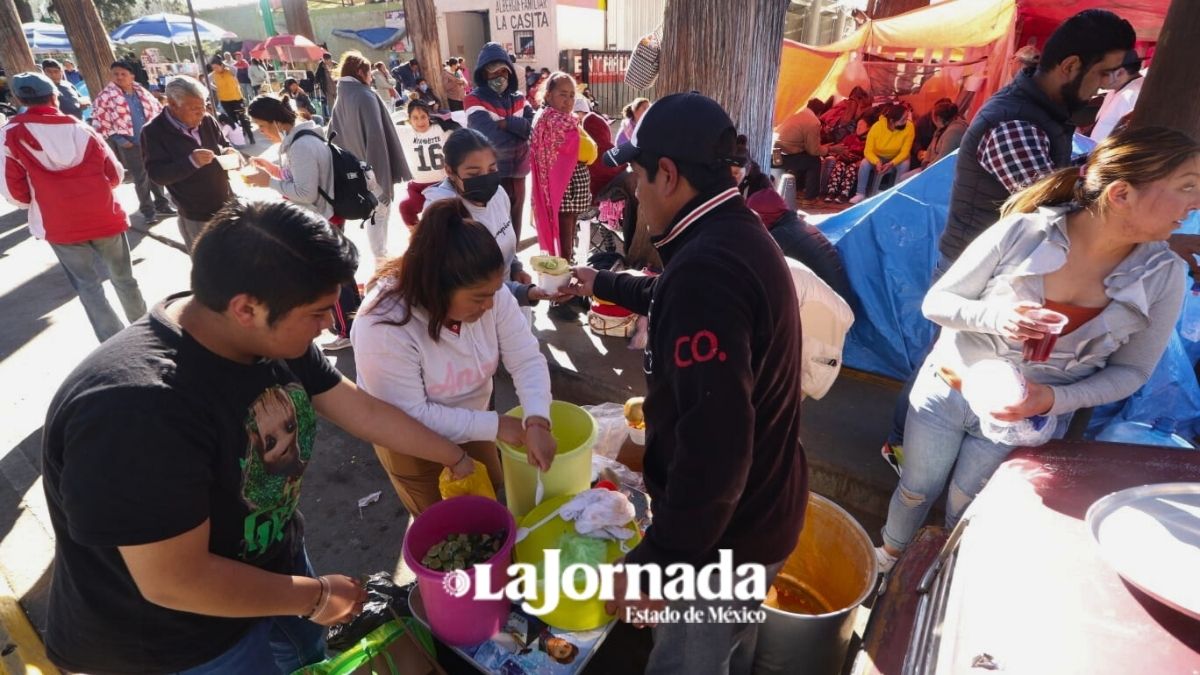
[[580, 403, 629, 460], [325, 572, 412, 651], [438, 459, 496, 500], [1180, 281, 1200, 342], [296, 616, 443, 675]]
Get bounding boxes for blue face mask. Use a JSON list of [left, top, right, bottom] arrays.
[[488, 76, 507, 94], [419, 83, 428, 92]]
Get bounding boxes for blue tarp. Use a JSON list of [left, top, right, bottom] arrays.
[[816, 152, 958, 380], [331, 27, 406, 50], [815, 148, 1200, 444]]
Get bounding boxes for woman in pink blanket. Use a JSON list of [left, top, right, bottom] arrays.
[[530, 72, 598, 263]]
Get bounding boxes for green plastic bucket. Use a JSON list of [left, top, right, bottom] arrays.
[[497, 401, 597, 519]]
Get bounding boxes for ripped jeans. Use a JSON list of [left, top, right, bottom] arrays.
[[881, 363, 1063, 551]]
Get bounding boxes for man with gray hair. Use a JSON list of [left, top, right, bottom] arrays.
[[141, 75, 239, 251]]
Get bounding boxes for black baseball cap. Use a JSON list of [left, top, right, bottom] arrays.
[[604, 91, 738, 168]]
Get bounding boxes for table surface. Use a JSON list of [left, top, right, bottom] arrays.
[[932, 440, 1200, 674]]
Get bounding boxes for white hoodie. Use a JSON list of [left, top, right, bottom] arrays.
[[351, 278, 552, 444]]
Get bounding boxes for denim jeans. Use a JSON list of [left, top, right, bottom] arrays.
[[174, 546, 326, 675], [856, 158, 910, 197], [645, 561, 784, 675], [881, 365, 1070, 550], [887, 252, 956, 446], [117, 142, 168, 216], [48, 233, 147, 342]]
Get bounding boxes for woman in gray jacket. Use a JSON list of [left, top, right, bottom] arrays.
[[244, 94, 360, 352], [329, 51, 412, 266], [877, 127, 1200, 573]]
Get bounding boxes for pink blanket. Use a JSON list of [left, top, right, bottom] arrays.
[[530, 107, 581, 256]]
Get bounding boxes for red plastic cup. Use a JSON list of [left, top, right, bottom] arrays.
[[1022, 308, 1069, 362]]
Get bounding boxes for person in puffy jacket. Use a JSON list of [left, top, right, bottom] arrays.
[[466, 42, 534, 241], [1, 72, 146, 342]]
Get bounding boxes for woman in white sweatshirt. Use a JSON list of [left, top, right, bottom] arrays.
[[351, 199, 557, 516]]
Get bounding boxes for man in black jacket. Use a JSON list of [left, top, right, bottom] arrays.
[[141, 76, 238, 252], [570, 93, 807, 675]]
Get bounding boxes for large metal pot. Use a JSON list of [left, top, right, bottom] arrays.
[[754, 493, 877, 675]]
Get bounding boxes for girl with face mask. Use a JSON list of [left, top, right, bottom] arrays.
[[244, 95, 362, 352], [351, 199, 557, 516], [421, 128, 565, 306]]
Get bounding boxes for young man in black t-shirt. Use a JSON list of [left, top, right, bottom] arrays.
[[42, 200, 476, 674]]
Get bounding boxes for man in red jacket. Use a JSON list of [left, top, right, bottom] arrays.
[[0, 72, 147, 342]]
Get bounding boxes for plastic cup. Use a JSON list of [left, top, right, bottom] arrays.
[[216, 153, 241, 170], [1022, 308, 1069, 362]]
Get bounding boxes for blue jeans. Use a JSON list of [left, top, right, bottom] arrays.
[[856, 158, 910, 197], [49, 233, 147, 342], [882, 365, 1015, 551], [882, 365, 1073, 550], [174, 547, 326, 675], [646, 561, 784, 675]]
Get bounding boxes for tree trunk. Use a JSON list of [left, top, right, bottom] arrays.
[[405, 0, 446, 107], [281, 0, 315, 42], [14, 0, 33, 22], [658, 0, 790, 170], [1130, 0, 1200, 140], [53, 0, 116, 101], [0, 0, 37, 76]]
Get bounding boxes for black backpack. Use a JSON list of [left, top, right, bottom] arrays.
[[292, 129, 379, 221]]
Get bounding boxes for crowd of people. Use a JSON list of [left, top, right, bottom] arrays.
[[2, 7, 1198, 675]]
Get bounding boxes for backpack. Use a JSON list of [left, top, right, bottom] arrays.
[[293, 129, 379, 221]]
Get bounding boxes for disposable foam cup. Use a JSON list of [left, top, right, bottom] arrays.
[[216, 153, 241, 170], [537, 270, 571, 293]]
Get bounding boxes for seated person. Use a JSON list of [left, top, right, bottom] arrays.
[[876, 127, 1200, 574], [774, 106, 833, 203], [850, 104, 914, 203], [900, 100, 967, 181], [351, 199, 557, 516], [747, 189, 853, 303]]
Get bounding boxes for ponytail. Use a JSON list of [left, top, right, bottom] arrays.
[[247, 94, 296, 125], [1000, 167, 1079, 217], [368, 199, 505, 341]]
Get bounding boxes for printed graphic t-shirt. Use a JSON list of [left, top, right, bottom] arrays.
[[397, 123, 451, 184], [41, 293, 342, 674]]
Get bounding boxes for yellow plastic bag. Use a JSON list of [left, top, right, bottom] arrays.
[[438, 460, 497, 500]]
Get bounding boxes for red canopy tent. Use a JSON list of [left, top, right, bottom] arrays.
[[1017, 0, 1171, 45]]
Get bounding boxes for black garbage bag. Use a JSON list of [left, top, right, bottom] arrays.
[[326, 572, 414, 652]]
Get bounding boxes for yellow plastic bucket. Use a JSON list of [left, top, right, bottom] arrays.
[[513, 492, 642, 631], [497, 401, 596, 520]]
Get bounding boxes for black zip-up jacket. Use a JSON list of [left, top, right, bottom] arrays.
[[141, 111, 234, 222], [593, 190, 809, 567]]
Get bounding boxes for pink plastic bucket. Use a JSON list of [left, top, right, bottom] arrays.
[[402, 495, 516, 646]]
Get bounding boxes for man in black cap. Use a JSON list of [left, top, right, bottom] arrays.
[[569, 93, 808, 674]]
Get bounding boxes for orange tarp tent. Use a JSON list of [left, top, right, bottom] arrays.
[[774, 0, 1018, 126]]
